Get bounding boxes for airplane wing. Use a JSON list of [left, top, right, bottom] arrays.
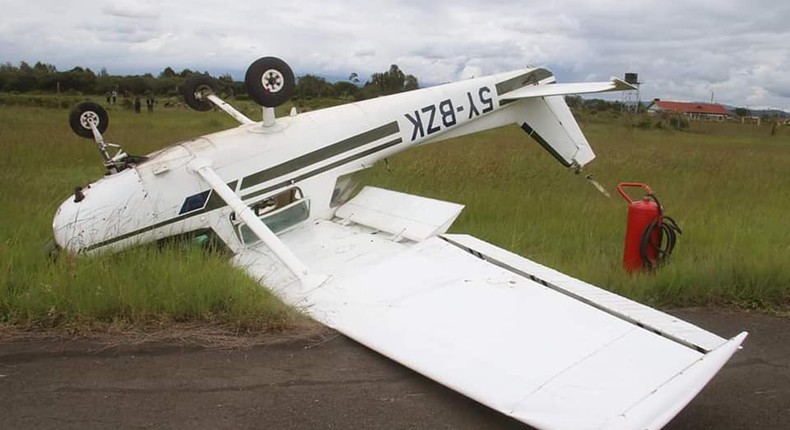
[[232, 187, 746, 430], [500, 78, 636, 100]]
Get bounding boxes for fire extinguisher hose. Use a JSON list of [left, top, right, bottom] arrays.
[[639, 193, 682, 270]]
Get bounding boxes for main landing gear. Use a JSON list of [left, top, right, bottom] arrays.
[[183, 56, 296, 127]]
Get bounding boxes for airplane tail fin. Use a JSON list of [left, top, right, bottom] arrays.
[[498, 76, 633, 168], [512, 95, 595, 168]]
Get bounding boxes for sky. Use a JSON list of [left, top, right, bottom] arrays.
[[1, 0, 788, 110]]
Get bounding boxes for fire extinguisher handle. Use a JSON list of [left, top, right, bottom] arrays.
[[617, 182, 654, 204]]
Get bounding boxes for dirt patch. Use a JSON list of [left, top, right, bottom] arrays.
[[0, 319, 328, 352]]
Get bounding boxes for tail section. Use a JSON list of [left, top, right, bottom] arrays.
[[513, 95, 595, 167], [497, 74, 633, 169]]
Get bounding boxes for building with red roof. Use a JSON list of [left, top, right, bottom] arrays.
[[646, 99, 730, 121]]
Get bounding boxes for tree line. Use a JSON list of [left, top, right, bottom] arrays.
[[0, 61, 420, 101]]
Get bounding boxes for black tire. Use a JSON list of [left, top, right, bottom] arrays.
[[244, 57, 295, 107], [183, 75, 218, 112], [69, 102, 109, 139]]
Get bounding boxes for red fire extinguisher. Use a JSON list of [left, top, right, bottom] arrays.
[[617, 183, 682, 273]]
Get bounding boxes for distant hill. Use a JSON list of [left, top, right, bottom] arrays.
[[719, 104, 789, 118]]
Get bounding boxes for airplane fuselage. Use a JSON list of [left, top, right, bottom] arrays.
[[53, 64, 615, 255]]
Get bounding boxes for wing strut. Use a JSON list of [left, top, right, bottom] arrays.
[[206, 94, 255, 125], [187, 158, 316, 283]]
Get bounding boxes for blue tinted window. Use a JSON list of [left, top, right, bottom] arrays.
[[179, 190, 211, 214]]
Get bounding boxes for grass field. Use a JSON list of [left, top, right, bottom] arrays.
[[0, 103, 297, 331], [364, 115, 790, 308], [1, 99, 788, 331]]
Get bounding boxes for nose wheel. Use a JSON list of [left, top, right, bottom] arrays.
[[244, 56, 295, 107], [67, 102, 142, 173], [69, 102, 109, 139]]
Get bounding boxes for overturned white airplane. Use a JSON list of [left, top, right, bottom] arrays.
[[54, 57, 746, 430]]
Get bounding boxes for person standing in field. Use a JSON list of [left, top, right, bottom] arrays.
[[134, 96, 141, 113], [111, 90, 117, 104], [146, 95, 154, 113]]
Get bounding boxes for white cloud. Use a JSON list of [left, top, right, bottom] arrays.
[[102, 1, 159, 19], [0, 0, 788, 110]]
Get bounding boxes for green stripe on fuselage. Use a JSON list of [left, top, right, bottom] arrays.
[[82, 123, 402, 252], [239, 121, 400, 190]]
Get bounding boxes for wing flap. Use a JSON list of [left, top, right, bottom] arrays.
[[334, 186, 464, 242]]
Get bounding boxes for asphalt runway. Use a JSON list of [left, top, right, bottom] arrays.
[[0, 308, 787, 429]]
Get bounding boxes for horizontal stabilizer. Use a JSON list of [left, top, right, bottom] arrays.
[[501, 78, 635, 100]]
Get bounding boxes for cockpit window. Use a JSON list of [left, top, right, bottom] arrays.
[[232, 187, 309, 244]]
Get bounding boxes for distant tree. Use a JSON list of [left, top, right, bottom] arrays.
[[584, 98, 624, 113], [0, 62, 14, 91], [333, 81, 359, 99], [33, 62, 59, 92], [371, 64, 404, 95], [366, 64, 419, 97], [151, 75, 181, 96], [33, 61, 56, 74], [95, 67, 119, 95], [0, 59, 422, 106], [404, 74, 419, 91], [5, 73, 37, 92], [122, 75, 154, 95], [565, 95, 583, 110], [159, 67, 177, 79], [57, 67, 97, 93], [217, 73, 235, 97], [734, 107, 750, 117], [295, 74, 335, 99], [0, 61, 34, 92]]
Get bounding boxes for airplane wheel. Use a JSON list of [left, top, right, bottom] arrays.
[[183, 75, 218, 112], [244, 57, 295, 107], [69, 102, 109, 139]]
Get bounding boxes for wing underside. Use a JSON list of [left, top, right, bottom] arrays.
[[232, 187, 745, 430]]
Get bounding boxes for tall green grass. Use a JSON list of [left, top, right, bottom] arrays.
[[362, 118, 790, 309], [0, 106, 298, 330], [1, 102, 788, 331]]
